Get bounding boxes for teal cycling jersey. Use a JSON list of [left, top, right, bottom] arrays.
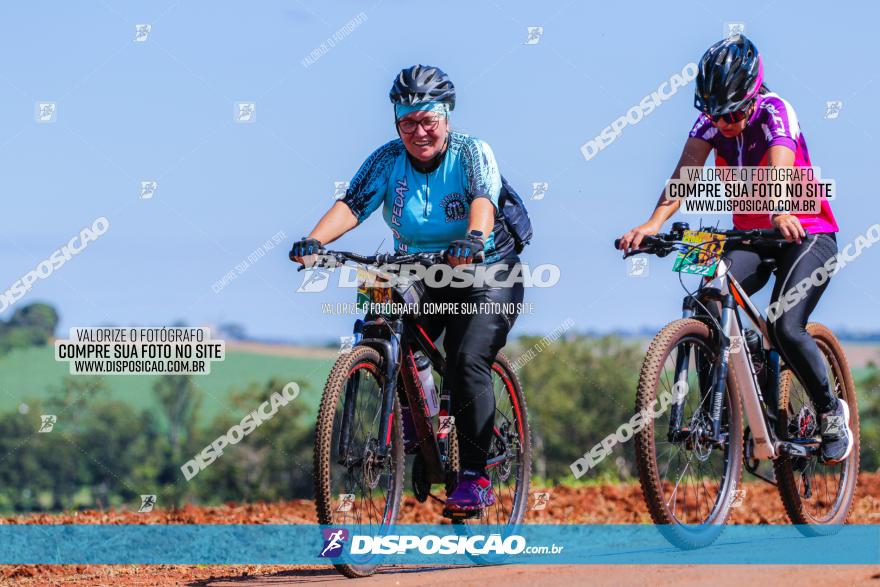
[[341, 132, 515, 263]]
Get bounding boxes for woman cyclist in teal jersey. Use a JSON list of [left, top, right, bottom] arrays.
[[291, 65, 524, 513], [617, 35, 852, 463]]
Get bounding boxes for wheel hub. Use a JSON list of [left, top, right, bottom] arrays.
[[688, 412, 714, 462], [795, 406, 818, 439], [361, 439, 382, 489], [494, 422, 514, 482]]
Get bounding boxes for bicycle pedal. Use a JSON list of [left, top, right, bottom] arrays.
[[442, 508, 480, 520]]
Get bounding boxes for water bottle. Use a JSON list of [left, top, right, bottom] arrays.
[[414, 352, 439, 417]]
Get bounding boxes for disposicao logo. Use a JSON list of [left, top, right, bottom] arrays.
[[320, 528, 349, 558]]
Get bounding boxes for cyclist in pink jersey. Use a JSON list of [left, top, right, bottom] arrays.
[[618, 34, 852, 464], [688, 91, 838, 233]]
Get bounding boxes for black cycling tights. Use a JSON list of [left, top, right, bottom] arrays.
[[724, 233, 838, 413], [418, 260, 524, 474]]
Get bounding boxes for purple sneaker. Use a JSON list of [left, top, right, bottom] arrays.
[[444, 470, 495, 513]]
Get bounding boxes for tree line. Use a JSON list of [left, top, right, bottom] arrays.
[[1, 303, 878, 512]]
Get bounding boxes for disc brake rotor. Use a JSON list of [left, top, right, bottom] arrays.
[[689, 412, 713, 462], [493, 422, 514, 482], [795, 406, 818, 438], [361, 439, 382, 489]]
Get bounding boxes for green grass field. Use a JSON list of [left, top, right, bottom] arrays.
[[0, 345, 336, 421]]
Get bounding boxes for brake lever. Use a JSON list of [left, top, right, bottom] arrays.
[[295, 253, 337, 272]]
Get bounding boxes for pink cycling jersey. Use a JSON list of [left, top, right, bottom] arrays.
[[688, 92, 838, 233]]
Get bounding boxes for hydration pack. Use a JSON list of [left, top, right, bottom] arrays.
[[499, 176, 533, 253]]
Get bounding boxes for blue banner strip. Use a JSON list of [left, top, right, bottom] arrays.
[[1, 524, 878, 565]]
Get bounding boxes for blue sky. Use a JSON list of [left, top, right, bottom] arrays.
[[1, 0, 877, 343]]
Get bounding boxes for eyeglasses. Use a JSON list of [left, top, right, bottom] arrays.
[[708, 102, 754, 124], [397, 115, 443, 134]]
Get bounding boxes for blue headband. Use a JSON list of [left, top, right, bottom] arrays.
[[394, 102, 450, 119]]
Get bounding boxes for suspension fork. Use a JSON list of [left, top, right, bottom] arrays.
[[338, 337, 399, 461], [337, 319, 365, 464], [709, 294, 738, 439], [668, 296, 696, 437], [337, 371, 360, 465], [376, 335, 401, 459], [349, 322, 403, 460]]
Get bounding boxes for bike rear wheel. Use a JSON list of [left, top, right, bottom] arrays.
[[773, 323, 859, 534], [451, 352, 531, 562], [314, 346, 404, 578], [635, 318, 743, 549]]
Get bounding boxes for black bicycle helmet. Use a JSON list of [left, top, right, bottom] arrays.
[[694, 34, 764, 117], [389, 64, 456, 111]]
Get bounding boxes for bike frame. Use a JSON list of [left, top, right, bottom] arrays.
[[340, 313, 453, 484], [673, 258, 813, 461], [319, 250, 521, 496]]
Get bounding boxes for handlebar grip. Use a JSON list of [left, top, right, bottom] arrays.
[[614, 235, 662, 251], [745, 228, 809, 240]]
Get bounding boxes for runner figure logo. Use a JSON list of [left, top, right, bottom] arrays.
[[140, 181, 158, 200], [440, 193, 468, 223], [134, 24, 151, 42], [139, 494, 157, 513], [320, 528, 349, 558], [438, 415, 455, 436], [235, 102, 256, 123], [531, 181, 549, 201], [336, 493, 355, 512], [532, 491, 551, 511], [524, 26, 544, 45], [727, 489, 746, 508], [338, 336, 354, 354], [36, 102, 57, 123], [824, 101, 843, 120], [729, 335, 743, 354], [332, 181, 349, 199], [38, 415, 57, 433], [627, 257, 649, 277], [297, 268, 330, 293]]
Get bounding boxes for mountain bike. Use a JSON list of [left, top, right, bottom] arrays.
[[614, 223, 859, 548], [301, 250, 531, 578]]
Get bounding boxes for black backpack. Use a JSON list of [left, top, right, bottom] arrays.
[[499, 176, 533, 253]]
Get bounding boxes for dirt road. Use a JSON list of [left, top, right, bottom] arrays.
[[202, 565, 880, 587], [6, 471, 880, 585]]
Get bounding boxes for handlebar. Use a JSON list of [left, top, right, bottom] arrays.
[[290, 249, 447, 271], [614, 228, 806, 259]]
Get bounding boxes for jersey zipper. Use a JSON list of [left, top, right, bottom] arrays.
[[423, 170, 430, 219], [737, 134, 744, 166]]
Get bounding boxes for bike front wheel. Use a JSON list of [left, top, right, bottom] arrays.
[[314, 345, 404, 578], [635, 318, 743, 549]]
